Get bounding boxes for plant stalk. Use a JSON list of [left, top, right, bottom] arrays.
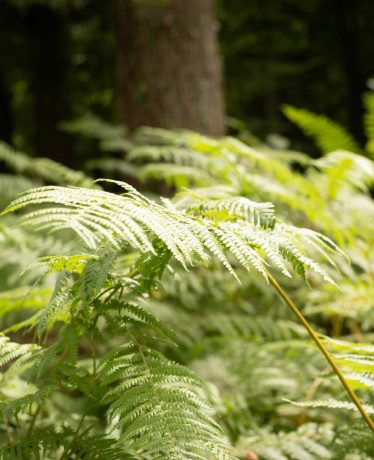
[[27, 404, 42, 436], [60, 412, 86, 460], [266, 268, 374, 433]]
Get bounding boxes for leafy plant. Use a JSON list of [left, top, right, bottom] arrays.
[[282, 85, 374, 158], [0, 128, 373, 459]]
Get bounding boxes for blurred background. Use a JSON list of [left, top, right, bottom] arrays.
[[1, 3, 374, 457], [1, 0, 374, 166]]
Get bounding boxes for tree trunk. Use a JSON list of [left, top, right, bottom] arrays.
[[115, 0, 225, 137], [25, 5, 73, 164], [0, 70, 13, 144], [334, 0, 365, 143]]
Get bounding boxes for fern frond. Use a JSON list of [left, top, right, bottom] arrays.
[[128, 144, 209, 167], [314, 150, 374, 191], [363, 90, 374, 156], [0, 286, 52, 318], [32, 254, 92, 275], [67, 433, 137, 459], [133, 126, 190, 147], [61, 115, 126, 147], [0, 426, 135, 460], [204, 313, 307, 341], [0, 335, 37, 368], [282, 105, 361, 154], [97, 341, 236, 459], [0, 384, 56, 421], [104, 300, 175, 343], [236, 424, 333, 460], [78, 245, 118, 307], [285, 398, 374, 414], [322, 337, 374, 392], [86, 157, 139, 179], [139, 163, 214, 188], [35, 271, 74, 334], [0, 428, 68, 459], [0, 174, 37, 209], [2, 181, 340, 285], [185, 196, 275, 229], [3, 124, 372, 456], [0, 142, 94, 187], [0, 142, 30, 173], [0, 224, 75, 286], [27, 323, 80, 382]]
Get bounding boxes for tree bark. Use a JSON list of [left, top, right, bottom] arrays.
[[25, 5, 73, 164], [334, 0, 365, 143], [115, 0, 225, 137], [0, 70, 13, 143]]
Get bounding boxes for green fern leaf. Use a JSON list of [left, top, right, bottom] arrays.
[[283, 105, 361, 154]]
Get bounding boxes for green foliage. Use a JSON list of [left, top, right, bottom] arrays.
[[363, 91, 374, 155], [0, 142, 95, 189], [282, 105, 361, 154], [0, 128, 374, 459], [283, 88, 374, 159]]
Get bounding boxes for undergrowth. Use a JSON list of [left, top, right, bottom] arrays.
[[0, 122, 373, 459]]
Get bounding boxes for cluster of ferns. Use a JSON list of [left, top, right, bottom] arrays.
[[0, 104, 373, 459]]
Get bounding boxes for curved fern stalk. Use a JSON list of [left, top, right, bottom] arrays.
[[265, 268, 374, 433]]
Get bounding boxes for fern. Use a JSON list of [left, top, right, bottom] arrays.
[[0, 141, 94, 188], [282, 105, 361, 154], [0, 427, 135, 459], [363, 90, 374, 156], [0, 239, 239, 458], [236, 424, 333, 460], [0, 175, 37, 209], [61, 114, 127, 152], [0, 384, 56, 422], [1, 126, 374, 457], [1, 181, 338, 284], [0, 335, 37, 368], [97, 341, 234, 459], [326, 338, 374, 392]]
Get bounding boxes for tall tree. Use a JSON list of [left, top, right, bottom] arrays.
[[115, 0, 225, 136], [25, 4, 73, 164], [0, 70, 12, 143]]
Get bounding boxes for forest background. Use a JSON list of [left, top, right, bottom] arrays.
[[1, 1, 374, 459], [1, 0, 374, 162]]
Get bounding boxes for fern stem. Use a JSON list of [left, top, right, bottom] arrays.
[[266, 269, 374, 433], [295, 377, 323, 426], [2, 415, 14, 444], [26, 404, 42, 436], [91, 332, 97, 377], [61, 412, 86, 460]]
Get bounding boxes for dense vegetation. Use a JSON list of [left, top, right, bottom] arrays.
[[0, 113, 373, 458], [1, 1, 374, 458]]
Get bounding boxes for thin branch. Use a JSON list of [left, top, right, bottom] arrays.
[[266, 268, 374, 433], [26, 404, 42, 436], [2, 415, 14, 444], [295, 377, 323, 426], [91, 331, 97, 378], [60, 412, 86, 460]]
